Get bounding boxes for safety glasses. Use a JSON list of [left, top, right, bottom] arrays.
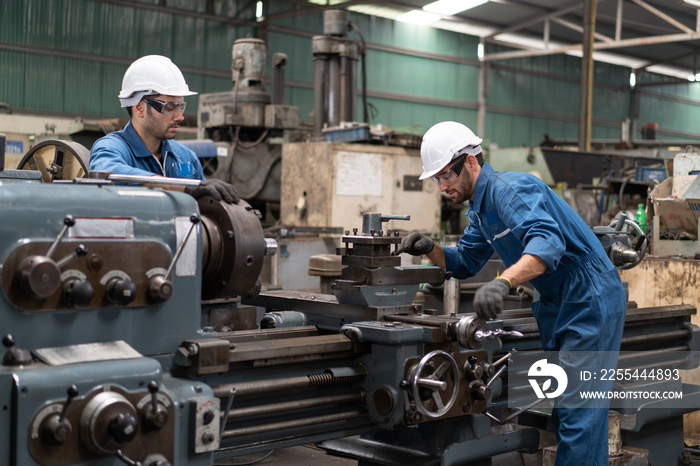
[[143, 97, 187, 115], [431, 156, 466, 185]]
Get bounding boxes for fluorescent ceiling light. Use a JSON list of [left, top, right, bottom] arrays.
[[493, 33, 550, 49], [397, 10, 441, 25], [434, 19, 496, 36], [424, 0, 488, 16], [347, 5, 405, 20], [566, 49, 648, 70], [644, 64, 700, 80], [307, 0, 348, 4]]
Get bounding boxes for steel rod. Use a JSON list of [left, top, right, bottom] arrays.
[[222, 410, 366, 438], [620, 329, 690, 347], [224, 393, 362, 419], [212, 369, 364, 398]]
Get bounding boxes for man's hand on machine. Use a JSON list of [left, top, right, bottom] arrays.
[[393, 231, 435, 256], [473, 277, 511, 320], [185, 179, 240, 204]]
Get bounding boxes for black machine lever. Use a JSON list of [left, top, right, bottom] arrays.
[[55, 244, 88, 269], [143, 381, 169, 430], [46, 215, 76, 259], [40, 385, 79, 446]]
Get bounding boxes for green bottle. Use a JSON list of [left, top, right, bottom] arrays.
[[635, 203, 647, 234]]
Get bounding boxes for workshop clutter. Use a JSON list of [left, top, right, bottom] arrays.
[[648, 174, 700, 256]]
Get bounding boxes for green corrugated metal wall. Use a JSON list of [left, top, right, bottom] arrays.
[[1, 0, 700, 148]]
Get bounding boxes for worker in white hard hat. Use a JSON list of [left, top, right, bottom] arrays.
[[89, 55, 239, 203], [395, 121, 626, 466]]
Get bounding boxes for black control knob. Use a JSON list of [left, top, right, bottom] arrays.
[[107, 278, 136, 305], [109, 412, 138, 443], [2, 334, 32, 366], [63, 279, 95, 307], [202, 410, 215, 425]]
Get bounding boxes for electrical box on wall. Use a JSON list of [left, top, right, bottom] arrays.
[[280, 142, 441, 234]]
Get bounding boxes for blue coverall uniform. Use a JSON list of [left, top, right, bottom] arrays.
[[89, 121, 205, 180], [443, 163, 626, 466]]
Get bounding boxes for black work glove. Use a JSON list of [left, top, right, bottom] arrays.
[[393, 231, 435, 256], [185, 179, 240, 204], [473, 277, 511, 320]]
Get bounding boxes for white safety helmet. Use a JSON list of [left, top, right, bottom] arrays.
[[419, 121, 483, 180], [118, 55, 197, 107]]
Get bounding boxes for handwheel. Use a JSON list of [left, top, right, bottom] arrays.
[[407, 350, 460, 419], [17, 140, 90, 182], [607, 218, 647, 270]]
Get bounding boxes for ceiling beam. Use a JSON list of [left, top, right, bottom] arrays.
[[628, 0, 694, 34], [483, 1, 612, 40], [483, 31, 700, 61], [264, 0, 387, 21], [551, 16, 613, 42], [90, 0, 256, 26]]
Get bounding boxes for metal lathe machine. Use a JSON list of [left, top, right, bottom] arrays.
[[0, 165, 699, 465]]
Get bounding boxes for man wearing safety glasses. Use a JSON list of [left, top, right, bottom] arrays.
[[395, 121, 625, 466], [89, 55, 239, 203]]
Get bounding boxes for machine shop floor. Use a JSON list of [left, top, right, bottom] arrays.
[[214, 445, 354, 465], [215, 444, 700, 465]]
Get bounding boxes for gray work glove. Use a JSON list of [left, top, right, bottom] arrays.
[[185, 179, 240, 203], [393, 231, 435, 256], [473, 277, 511, 320]]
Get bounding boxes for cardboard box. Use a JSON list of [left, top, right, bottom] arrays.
[[649, 175, 700, 236]]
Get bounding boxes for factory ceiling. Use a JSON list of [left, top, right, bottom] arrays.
[[292, 0, 700, 81], [92, 0, 700, 82]]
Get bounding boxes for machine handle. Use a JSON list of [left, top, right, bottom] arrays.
[[164, 214, 200, 280], [361, 213, 410, 235], [59, 385, 80, 424], [46, 215, 76, 259], [116, 450, 143, 466], [55, 244, 88, 269], [146, 214, 199, 304], [474, 328, 524, 342]]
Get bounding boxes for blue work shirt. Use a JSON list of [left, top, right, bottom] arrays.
[[444, 163, 626, 466], [443, 163, 615, 305], [89, 121, 205, 180]]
